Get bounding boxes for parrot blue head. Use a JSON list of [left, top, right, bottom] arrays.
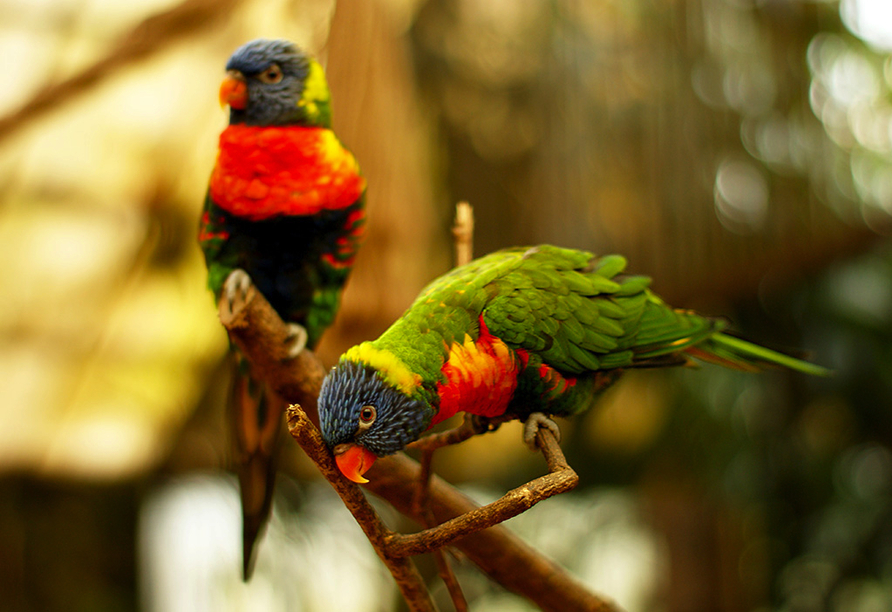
[[221, 39, 332, 127], [319, 360, 431, 459]]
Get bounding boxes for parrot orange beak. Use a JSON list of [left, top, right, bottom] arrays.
[[219, 70, 247, 110], [333, 443, 377, 484]]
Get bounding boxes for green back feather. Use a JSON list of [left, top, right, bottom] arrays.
[[368, 245, 829, 390]]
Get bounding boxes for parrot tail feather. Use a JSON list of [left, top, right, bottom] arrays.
[[687, 332, 831, 377], [231, 364, 285, 580]]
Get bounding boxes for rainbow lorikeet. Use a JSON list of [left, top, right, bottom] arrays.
[[318, 245, 828, 483], [198, 39, 365, 576]]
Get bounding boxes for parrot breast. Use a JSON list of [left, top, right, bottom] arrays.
[[209, 124, 365, 220], [433, 320, 521, 426]]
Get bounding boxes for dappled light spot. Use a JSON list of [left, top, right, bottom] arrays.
[[841, 0, 892, 52], [713, 157, 769, 234]]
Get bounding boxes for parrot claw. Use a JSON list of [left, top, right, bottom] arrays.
[[284, 323, 308, 359], [523, 412, 561, 450], [223, 269, 254, 315]]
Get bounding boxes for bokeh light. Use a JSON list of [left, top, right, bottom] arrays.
[[841, 0, 892, 52], [714, 157, 770, 234]]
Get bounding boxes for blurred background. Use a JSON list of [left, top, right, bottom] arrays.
[[0, 0, 890, 610]]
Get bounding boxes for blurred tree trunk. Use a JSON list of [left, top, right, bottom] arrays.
[[643, 469, 763, 612], [318, 0, 443, 365]]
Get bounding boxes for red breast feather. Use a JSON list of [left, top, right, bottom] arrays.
[[209, 124, 365, 220]]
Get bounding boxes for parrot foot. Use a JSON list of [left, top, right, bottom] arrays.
[[523, 412, 561, 450], [284, 323, 308, 359], [223, 269, 253, 316]]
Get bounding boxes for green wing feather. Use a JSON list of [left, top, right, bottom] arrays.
[[478, 246, 679, 373], [373, 244, 829, 390], [475, 245, 829, 377], [198, 195, 234, 298], [690, 332, 831, 377]]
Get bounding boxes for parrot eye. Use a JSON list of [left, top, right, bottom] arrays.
[[357, 404, 377, 431], [258, 64, 283, 84]]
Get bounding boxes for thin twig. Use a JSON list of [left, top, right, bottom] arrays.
[[411, 454, 466, 612], [366, 455, 619, 612], [452, 202, 474, 267], [0, 0, 245, 143], [407, 415, 498, 516], [406, 418, 488, 612], [405, 414, 533, 612], [431, 548, 468, 612], [383, 426, 578, 558], [403, 202, 475, 612]]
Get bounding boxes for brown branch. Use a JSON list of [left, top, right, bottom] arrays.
[[431, 550, 468, 612], [407, 415, 496, 517], [220, 273, 435, 610], [219, 270, 620, 611], [0, 0, 245, 143], [219, 280, 323, 423], [381, 426, 578, 558], [403, 201, 475, 612], [405, 418, 488, 611], [366, 455, 619, 612], [286, 406, 436, 612]]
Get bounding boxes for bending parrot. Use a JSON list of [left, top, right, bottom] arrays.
[[318, 245, 828, 483], [198, 39, 365, 577]]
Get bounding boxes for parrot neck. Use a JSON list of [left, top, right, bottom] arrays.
[[432, 320, 521, 427], [209, 125, 365, 221], [342, 343, 424, 396]]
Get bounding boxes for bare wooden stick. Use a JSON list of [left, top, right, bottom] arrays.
[[286, 401, 583, 609], [452, 202, 474, 266], [399, 202, 475, 610], [406, 418, 488, 612], [397, 202, 477, 610]]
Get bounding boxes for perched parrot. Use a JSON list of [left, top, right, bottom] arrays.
[[318, 245, 828, 483], [198, 39, 365, 577]]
